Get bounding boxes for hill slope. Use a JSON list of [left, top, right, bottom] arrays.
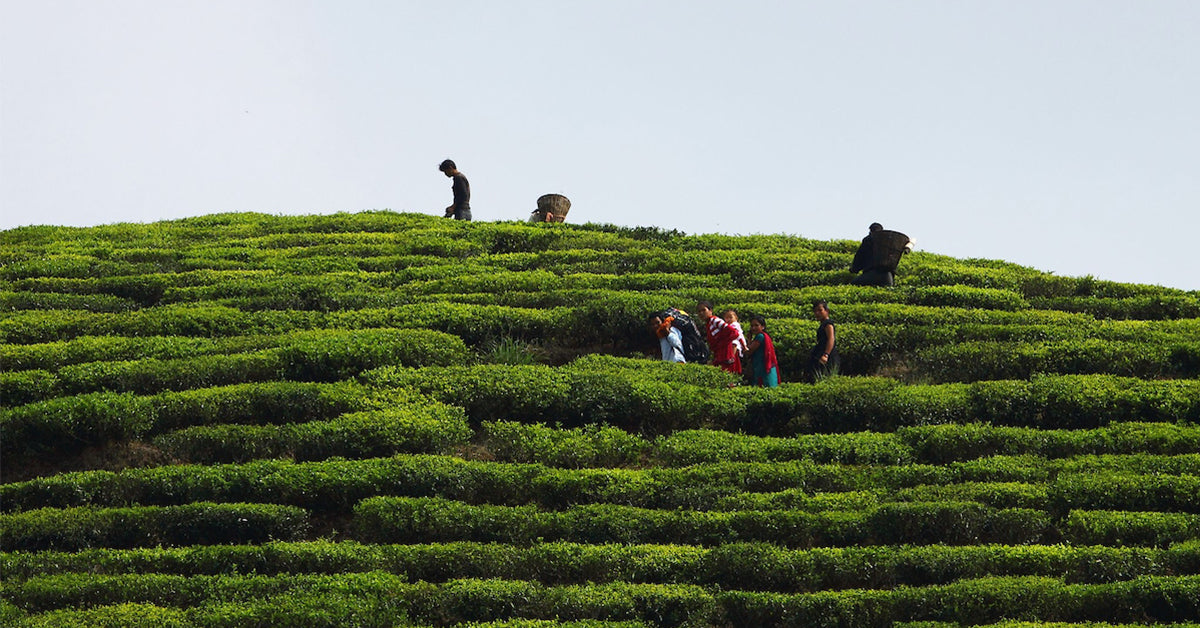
[[2, 212, 1199, 627]]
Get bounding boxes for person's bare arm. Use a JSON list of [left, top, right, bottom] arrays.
[[820, 325, 835, 364]]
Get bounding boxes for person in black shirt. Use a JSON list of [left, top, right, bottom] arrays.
[[439, 159, 471, 221], [804, 299, 839, 383]]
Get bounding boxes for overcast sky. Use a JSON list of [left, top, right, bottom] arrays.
[[3, 1, 1198, 291]]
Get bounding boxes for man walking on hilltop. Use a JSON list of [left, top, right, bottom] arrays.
[[439, 159, 471, 221]]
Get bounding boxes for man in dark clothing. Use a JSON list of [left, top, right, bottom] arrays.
[[439, 159, 471, 221], [850, 222, 913, 286]]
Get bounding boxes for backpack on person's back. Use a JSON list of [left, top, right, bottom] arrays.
[[659, 308, 710, 364]]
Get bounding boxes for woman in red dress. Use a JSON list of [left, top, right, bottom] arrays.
[[696, 300, 742, 376]]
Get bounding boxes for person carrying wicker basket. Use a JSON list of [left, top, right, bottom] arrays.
[[850, 222, 914, 286], [530, 194, 570, 223]]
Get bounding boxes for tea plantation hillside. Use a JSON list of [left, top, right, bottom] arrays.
[[2, 211, 1199, 627]]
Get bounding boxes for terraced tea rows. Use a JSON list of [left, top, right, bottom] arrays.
[[2, 212, 1198, 627]]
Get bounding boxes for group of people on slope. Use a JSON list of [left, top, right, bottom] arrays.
[[436, 163, 887, 385], [649, 300, 840, 387], [439, 160, 911, 289]]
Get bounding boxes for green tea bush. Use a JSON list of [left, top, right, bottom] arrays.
[[893, 482, 1048, 510], [1049, 454, 1200, 477], [1032, 294, 1200, 320], [1, 456, 527, 514], [152, 404, 471, 464], [0, 335, 275, 372], [2, 572, 412, 616], [278, 328, 470, 380], [327, 303, 566, 345], [482, 421, 649, 468], [653, 430, 913, 466], [906, 286, 1029, 310], [0, 503, 309, 551], [0, 255, 147, 280], [6, 541, 1196, 591], [910, 339, 1182, 382], [51, 351, 285, 397], [402, 579, 713, 626], [898, 422, 1200, 464], [719, 575, 1200, 626], [5, 603, 191, 628], [452, 621, 648, 628], [1050, 473, 1200, 514], [0, 290, 137, 312], [0, 370, 58, 407], [1062, 510, 1200, 547], [0, 382, 368, 461], [6, 454, 955, 515], [714, 489, 885, 513], [363, 362, 744, 434], [5, 597, 413, 628], [367, 365, 1200, 436], [352, 497, 1050, 547], [7, 275, 104, 296], [0, 305, 323, 344], [687, 423, 1069, 467], [1170, 341, 1200, 376]]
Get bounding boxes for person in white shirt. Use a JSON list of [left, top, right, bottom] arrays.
[[723, 309, 748, 360], [648, 314, 686, 363]]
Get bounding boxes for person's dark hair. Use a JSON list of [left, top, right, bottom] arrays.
[[812, 299, 830, 314], [869, 222, 883, 232], [439, 159, 456, 172], [750, 314, 767, 328], [697, 300, 713, 311]]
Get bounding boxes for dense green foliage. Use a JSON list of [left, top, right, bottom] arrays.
[[2, 212, 1198, 626]]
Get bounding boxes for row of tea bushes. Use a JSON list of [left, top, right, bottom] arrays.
[[0, 381, 392, 463], [364, 363, 1200, 434], [2, 602, 648, 628], [7, 211, 1193, 296], [7, 453, 1199, 516], [0, 306, 322, 344], [351, 497, 1053, 547], [0, 303, 564, 347], [1, 498, 1066, 551], [3, 329, 463, 398], [6, 292, 1196, 384], [151, 404, 471, 464], [8, 265, 1196, 326], [909, 338, 1200, 381], [0, 290, 141, 313], [1, 503, 309, 551], [3, 351, 287, 407], [1, 334, 280, 372], [481, 421, 1200, 468], [7, 540, 1198, 590], [4, 572, 1198, 626], [1, 327, 467, 406], [5, 323, 1194, 409]]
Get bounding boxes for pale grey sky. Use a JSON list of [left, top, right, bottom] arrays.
[[3, 1, 1198, 290]]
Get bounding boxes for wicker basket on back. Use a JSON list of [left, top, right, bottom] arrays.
[[535, 194, 571, 223], [871, 230, 911, 273]]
